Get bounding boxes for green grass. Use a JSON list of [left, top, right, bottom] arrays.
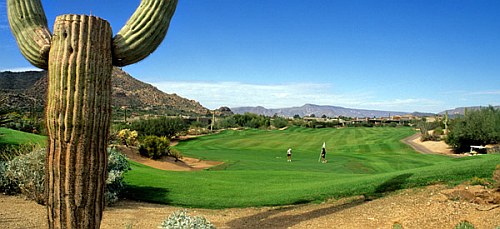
[[124, 126, 500, 208], [0, 127, 47, 160], [0, 127, 47, 146]]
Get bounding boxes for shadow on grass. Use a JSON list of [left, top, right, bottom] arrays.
[[367, 173, 413, 200], [122, 185, 171, 206], [226, 197, 366, 229], [226, 173, 414, 228]]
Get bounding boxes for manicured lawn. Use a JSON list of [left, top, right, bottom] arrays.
[[0, 127, 47, 146], [124, 127, 500, 208]]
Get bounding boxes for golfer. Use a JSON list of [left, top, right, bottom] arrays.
[[287, 148, 292, 162], [320, 142, 327, 163]]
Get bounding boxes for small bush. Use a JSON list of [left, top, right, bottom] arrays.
[[0, 143, 39, 161], [454, 220, 475, 229], [0, 147, 130, 206], [4, 147, 46, 204], [392, 222, 403, 229], [117, 129, 138, 147], [420, 132, 440, 142], [160, 209, 216, 229], [0, 161, 18, 194], [139, 135, 170, 159], [169, 148, 183, 162], [433, 126, 444, 136], [105, 147, 131, 206]]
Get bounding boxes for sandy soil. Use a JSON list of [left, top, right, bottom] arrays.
[[401, 133, 455, 156], [1, 134, 500, 228], [2, 185, 499, 228], [115, 145, 223, 171]]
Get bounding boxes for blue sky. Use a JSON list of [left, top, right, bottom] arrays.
[[1, 0, 499, 113]]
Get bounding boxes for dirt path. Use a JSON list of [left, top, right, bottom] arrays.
[[402, 133, 457, 156]]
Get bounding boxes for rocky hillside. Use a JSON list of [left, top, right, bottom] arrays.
[[0, 68, 209, 115]]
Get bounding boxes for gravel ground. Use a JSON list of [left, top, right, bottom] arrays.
[[1, 184, 500, 228]]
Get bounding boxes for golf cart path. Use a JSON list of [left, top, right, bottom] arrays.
[[401, 133, 456, 156]]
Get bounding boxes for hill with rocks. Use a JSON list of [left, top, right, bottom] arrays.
[[0, 68, 209, 116]]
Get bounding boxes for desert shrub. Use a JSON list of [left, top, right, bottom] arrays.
[[388, 122, 398, 128], [159, 209, 216, 229], [4, 147, 46, 204], [433, 126, 444, 136], [0, 147, 130, 206], [417, 120, 441, 142], [131, 117, 188, 138], [106, 147, 131, 205], [187, 127, 210, 135], [1, 112, 45, 135], [0, 143, 39, 161], [117, 129, 138, 147], [420, 133, 440, 142], [392, 222, 403, 229], [454, 220, 475, 229], [139, 135, 170, 159], [215, 116, 238, 129], [169, 148, 183, 162], [271, 116, 288, 129], [0, 161, 18, 194]]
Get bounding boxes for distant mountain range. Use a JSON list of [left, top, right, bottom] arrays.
[[231, 104, 435, 118], [2, 69, 496, 118], [0, 68, 209, 115], [439, 106, 500, 117]]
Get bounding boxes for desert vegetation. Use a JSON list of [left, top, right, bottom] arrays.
[[0, 130, 130, 206], [445, 106, 500, 152]]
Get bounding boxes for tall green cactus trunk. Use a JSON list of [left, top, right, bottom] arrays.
[[8, 0, 178, 228], [46, 15, 112, 229]]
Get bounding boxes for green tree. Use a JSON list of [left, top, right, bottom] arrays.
[[271, 117, 288, 128], [446, 106, 500, 152]]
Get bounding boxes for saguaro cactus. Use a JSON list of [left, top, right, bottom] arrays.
[[7, 0, 178, 228]]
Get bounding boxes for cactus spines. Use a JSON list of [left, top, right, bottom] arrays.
[[45, 14, 112, 229], [112, 0, 178, 66], [7, 0, 177, 228], [7, 0, 51, 69]]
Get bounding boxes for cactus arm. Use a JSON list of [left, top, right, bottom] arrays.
[[7, 0, 52, 70], [112, 0, 178, 67]]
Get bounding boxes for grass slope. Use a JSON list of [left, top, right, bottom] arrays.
[[124, 127, 500, 208], [0, 127, 47, 146]]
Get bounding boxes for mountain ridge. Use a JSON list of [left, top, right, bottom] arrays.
[[231, 104, 434, 118], [0, 68, 210, 115]]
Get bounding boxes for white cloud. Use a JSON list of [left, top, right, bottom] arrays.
[[360, 98, 443, 112], [151, 81, 443, 112], [0, 67, 43, 72]]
